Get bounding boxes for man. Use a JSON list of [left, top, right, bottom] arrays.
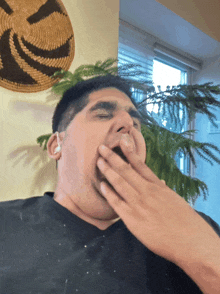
[[1, 75, 220, 293]]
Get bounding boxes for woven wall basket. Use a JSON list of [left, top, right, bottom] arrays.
[[0, 0, 75, 93]]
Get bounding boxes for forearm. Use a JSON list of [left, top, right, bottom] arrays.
[[177, 238, 220, 294]]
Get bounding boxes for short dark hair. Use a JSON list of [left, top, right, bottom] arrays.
[[52, 74, 137, 133]]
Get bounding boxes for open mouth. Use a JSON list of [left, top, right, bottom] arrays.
[[111, 146, 129, 163], [96, 146, 128, 194]]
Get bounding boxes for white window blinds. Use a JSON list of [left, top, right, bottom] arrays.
[[118, 19, 154, 82]]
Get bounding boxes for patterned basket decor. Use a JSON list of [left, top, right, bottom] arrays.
[[0, 0, 75, 93]]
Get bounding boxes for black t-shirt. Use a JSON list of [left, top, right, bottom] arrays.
[[0, 192, 220, 294]]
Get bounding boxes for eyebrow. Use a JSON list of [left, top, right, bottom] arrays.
[[88, 101, 143, 125]]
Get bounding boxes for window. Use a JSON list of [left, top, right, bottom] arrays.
[[118, 46, 190, 176], [152, 59, 189, 175]]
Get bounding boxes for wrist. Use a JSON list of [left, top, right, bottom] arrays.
[[176, 238, 220, 294]]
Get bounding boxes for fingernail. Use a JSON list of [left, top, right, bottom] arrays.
[[121, 134, 134, 152]]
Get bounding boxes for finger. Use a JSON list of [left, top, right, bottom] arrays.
[[119, 136, 166, 188], [97, 157, 139, 204], [98, 145, 149, 195], [99, 181, 132, 221], [99, 143, 165, 190]]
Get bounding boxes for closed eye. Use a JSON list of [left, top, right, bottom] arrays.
[[98, 115, 139, 125], [97, 115, 112, 118], [97, 115, 140, 130]]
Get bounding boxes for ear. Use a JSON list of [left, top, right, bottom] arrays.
[[47, 132, 63, 160]]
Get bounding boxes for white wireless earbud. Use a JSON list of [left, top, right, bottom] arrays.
[[54, 132, 61, 154], [54, 145, 61, 154]]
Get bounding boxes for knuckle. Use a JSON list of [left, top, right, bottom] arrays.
[[113, 175, 122, 187], [117, 161, 128, 173], [111, 198, 121, 208], [107, 150, 116, 161], [137, 158, 144, 168]]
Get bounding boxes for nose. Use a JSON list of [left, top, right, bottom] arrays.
[[113, 110, 134, 133]]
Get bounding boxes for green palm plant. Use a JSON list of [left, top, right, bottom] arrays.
[[37, 58, 220, 204]]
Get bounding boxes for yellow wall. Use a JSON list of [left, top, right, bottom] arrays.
[[0, 0, 120, 201], [156, 0, 220, 42]]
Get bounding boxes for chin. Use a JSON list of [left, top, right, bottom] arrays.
[[88, 184, 117, 218], [93, 196, 118, 220], [97, 209, 119, 220]]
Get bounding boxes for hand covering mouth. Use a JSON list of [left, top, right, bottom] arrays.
[[96, 145, 129, 183], [111, 146, 129, 163]]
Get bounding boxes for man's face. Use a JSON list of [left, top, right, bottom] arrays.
[[57, 87, 146, 221]]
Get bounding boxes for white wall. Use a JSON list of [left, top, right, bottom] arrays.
[[0, 0, 120, 201], [192, 54, 220, 224]]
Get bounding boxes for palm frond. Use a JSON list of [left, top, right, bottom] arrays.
[[37, 134, 52, 151]]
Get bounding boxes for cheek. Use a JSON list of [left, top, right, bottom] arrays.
[[62, 147, 78, 173]]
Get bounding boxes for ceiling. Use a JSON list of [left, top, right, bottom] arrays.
[[157, 0, 220, 42], [119, 0, 220, 62]]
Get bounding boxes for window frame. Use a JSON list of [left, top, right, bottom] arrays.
[[152, 55, 194, 177]]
